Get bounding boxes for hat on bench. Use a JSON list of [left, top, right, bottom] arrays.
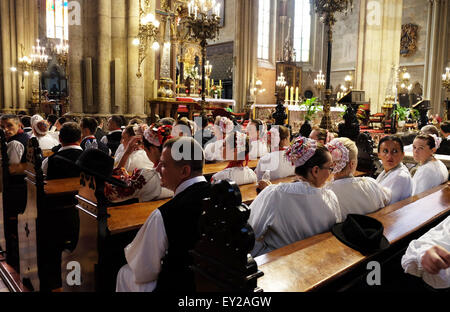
[[55, 148, 127, 187], [331, 214, 390, 255]]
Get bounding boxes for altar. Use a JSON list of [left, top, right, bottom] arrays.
[[252, 104, 346, 133], [149, 97, 236, 122]]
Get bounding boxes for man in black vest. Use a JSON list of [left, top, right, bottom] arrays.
[[115, 137, 209, 292], [437, 122, 450, 155], [42, 122, 83, 179], [100, 115, 124, 156], [1, 114, 29, 166]]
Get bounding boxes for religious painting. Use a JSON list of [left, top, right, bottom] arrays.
[[400, 23, 418, 57]]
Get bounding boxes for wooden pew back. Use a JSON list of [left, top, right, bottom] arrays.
[[17, 138, 80, 291], [254, 183, 450, 291]]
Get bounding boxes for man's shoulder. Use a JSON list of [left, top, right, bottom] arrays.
[[159, 182, 210, 209]]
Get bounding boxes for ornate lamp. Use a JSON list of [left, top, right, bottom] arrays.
[[14, 44, 32, 90], [314, 70, 326, 92], [135, 0, 160, 78], [314, 0, 353, 130], [185, 0, 221, 113], [399, 67, 412, 93], [53, 38, 69, 78], [30, 39, 49, 109]]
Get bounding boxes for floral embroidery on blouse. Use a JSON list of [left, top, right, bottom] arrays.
[[105, 167, 147, 202]]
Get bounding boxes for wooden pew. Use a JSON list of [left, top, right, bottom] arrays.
[[67, 167, 296, 292], [0, 130, 28, 272], [254, 183, 450, 291], [17, 137, 80, 292]]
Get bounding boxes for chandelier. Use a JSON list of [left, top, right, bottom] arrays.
[[398, 67, 412, 93], [135, 0, 160, 78], [31, 39, 49, 72], [314, 70, 326, 91], [53, 38, 69, 76], [442, 67, 450, 92], [205, 60, 212, 77], [314, 0, 353, 31], [276, 73, 287, 88], [185, 0, 222, 110], [11, 44, 33, 89]]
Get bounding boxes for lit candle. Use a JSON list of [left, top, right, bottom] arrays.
[[290, 86, 294, 103], [295, 87, 299, 102], [219, 80, 222, 87], [285, 86, 289, 101]]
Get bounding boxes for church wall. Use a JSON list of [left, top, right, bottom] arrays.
[[329, 0, 360, 95], [399, 0, 429, 99]]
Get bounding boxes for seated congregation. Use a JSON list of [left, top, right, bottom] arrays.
[[0, 112, 449, 292]]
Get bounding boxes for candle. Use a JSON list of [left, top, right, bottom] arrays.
[[285, 86, 289, 101], [290, 87, 294, 103], [295, 87, 299, 102], [212, 79, 214, 86], [219, 80, 222, 87]]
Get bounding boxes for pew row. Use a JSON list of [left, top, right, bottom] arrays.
[[65, 172, 296, 291], [17, 138, 80, 292], [254, 183, 450, 292]]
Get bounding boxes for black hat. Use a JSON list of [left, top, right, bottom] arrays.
[[331, 214, 390, 255], [55, 148, 127, 187]]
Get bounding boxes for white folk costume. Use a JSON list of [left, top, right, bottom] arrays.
[[204, 139, 224, 161], [248, 181, 342, 257], [105, 167, 172, 203], [328, 177, 391, 219], [114, 149, 154, 172], [376, 163, 413, 204], [115, 176, 208, 292], [254, 149, 295, 181], [249, 139, 268, 160], [30, 115, 59, 150], [412, 159, 448, 195], [211, 166, 257, 186], [401, 215, 450, 289]]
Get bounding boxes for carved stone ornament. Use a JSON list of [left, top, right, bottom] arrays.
[[400, 23, 419, 57]]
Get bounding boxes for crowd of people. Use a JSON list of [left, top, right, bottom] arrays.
[[1, 111, 450, 291]]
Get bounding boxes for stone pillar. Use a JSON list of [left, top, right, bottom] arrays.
[[97, 0, 112, 114], [127, 0, 144, 115], [9, 0, 18, 111], [0, 0, 12, 111], [356, 0, 403, 112], [68, 0, 84, 114], [15, 0, 26, 110], [234, 0, 258, 112], [111, 0, 127, 114], [424, 0, 449, 114]]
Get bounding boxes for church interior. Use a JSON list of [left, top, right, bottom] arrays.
[[1, 0, 450, 294]]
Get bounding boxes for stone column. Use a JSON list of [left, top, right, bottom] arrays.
[[111, 0, 127, 114], [234, 0, 258, 112], [127, 0, 144, 115], [97, 0, 112, 114], [15, 0, 26, 110], [68, 0, 84, 114], [424, 0, 449, 114], [0, 0, 12, 111], [356, 0, 403, 112], [9, 0, 18, 111]]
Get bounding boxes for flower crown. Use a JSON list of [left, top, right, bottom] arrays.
[[133, 123, 148, 136], [143, 124, 173, 147], [285, 136, 317, 167], [325, 139, 350, 174], [430, 134, 442, 150]]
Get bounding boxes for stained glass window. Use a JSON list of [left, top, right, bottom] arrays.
[[46, 0, 69, 40]]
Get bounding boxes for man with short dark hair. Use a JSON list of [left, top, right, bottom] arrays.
[[116, 137, 209, 292], [437, 122, 450, 155], [42, 122, 83, 179], [80, 117, 110, 155], [1, 114, 29, 165], [101, 115, 124, 155], [20, 115, 33, 137]]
